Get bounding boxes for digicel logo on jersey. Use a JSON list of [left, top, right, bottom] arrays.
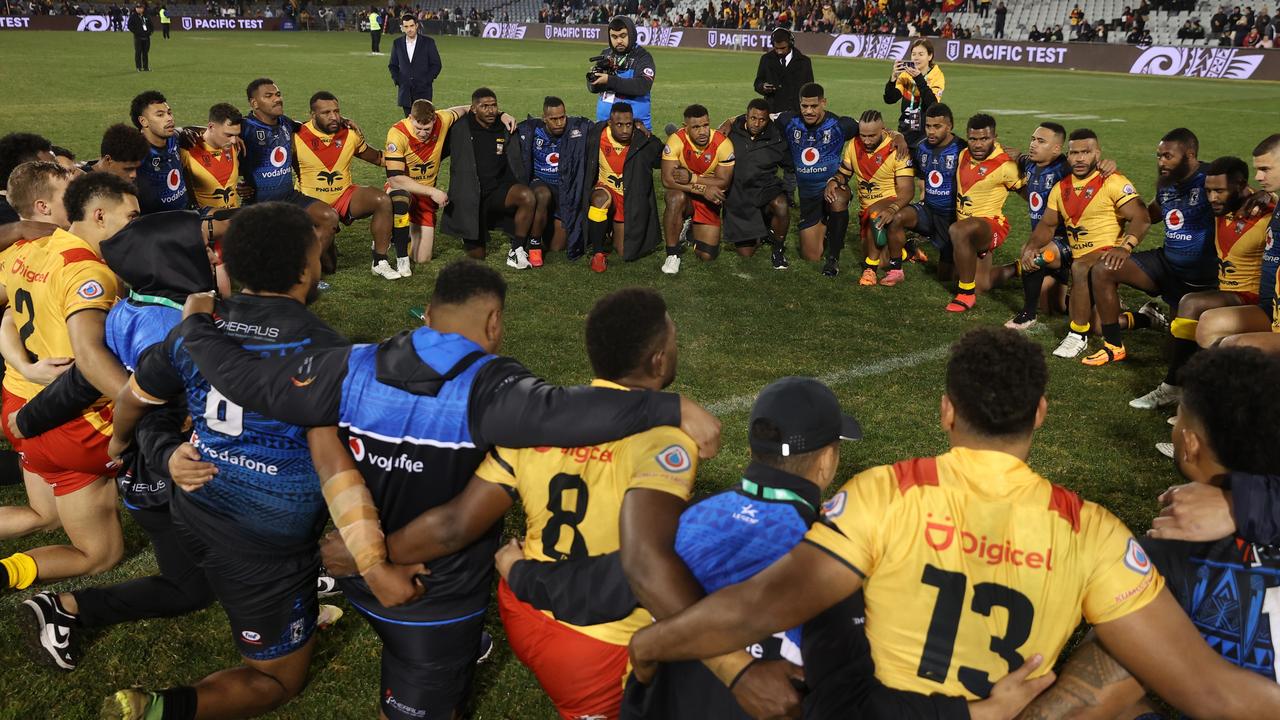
[[270, 146, 288, 168], [923, 514, 1054, 570], [801, 147, 820, 167]]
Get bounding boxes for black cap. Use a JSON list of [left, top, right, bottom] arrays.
[[748, 377, 862, 457]]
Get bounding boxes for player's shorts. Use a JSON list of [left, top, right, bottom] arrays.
[[1, 389, 113, 496], [256, 188, 319, 210], [174, 517, 318, 662], [688, 195, 722, 227], [499, 579, 629, 720], [969, 215, 1012, 255], [464, 182, 519, 249], [797, 193, 827, 231], [907, 202, 954, 250], [531, 179, 562, 222], [383, 181, 438, 227], [594, 183, 626, 223], [329, 185, 361, 224], [343, 581, 487, 720], [1229, 290, 1261, 306], [1132, 248, 1218, 311]]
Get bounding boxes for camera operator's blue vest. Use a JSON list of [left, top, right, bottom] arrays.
[[595, 67, 652, 129]]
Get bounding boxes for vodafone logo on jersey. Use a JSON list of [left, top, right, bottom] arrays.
[[270, 146, 288, 168], [800, 147, 820, 167], [1029, 191, 1044, 212], [547, 152, 560, 169], [166, 168, 182, 191], [348, 436, 366, 461], [1165, 208, 1185, 230], [927, 170, 943, 189]]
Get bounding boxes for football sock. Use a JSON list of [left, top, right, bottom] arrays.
[[159, 686, 197, 720], [1122, 310, 1153, 330], [372, 252, 388, 264], [511, 235, 526, 251], [666, 244, 681, 256], [1102, 323, 1123, 347], [863, 256, 881, 271], [825, 210, 849, 260], [0, 552, 36, 590], [888, 256, 903, 271], [1167, 318, 1201, 384], [389, 190, 411, 258], [956, 279, 976, 297], [1070, 321, 1091, 337], [528, 235, 543, 252], [1021, 268, 1046, 316], [587, 206, 609, 254]]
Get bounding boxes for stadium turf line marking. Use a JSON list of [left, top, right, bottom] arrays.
[[703, 342, 953, 416]]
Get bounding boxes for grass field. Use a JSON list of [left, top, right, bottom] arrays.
[[1, 28, 1278, 719]]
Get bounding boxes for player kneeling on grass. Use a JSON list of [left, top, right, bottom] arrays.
[[717, 99, 792, 270], [661, 104, 736, 274], [384, 99, 477, 272], [1131, 157, 1272, 410], [583, 103, 664, 274], [889, 103, 965, 281], [296, 91, 405, 281], [1019, 129, 1150, 360], [628, 327, 1280, 720], [944, 114, 1021, 312], [1021, 346, 1280, 718], [828, 110, 915, 288]]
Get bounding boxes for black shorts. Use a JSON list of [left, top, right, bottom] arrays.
[[797, 193, 828, 230], [343, 583, 487, 720], [908, 201, 954, 250], [1131, 248, 1217, 311], [175, 520, 319, 661], [467, 182, 518, 248], [253, 189, 318, 210], [531, 179, 561, 221]]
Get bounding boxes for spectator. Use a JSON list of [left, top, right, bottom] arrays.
[[1052, 24, 1065, 40], [1211, 5, 1228, 33], [994, 1, 1006, 38], [1129, 26, 1146, 42], [1189, 18, 1206, 39], [1242, 24, 1261, 44], [978, 0, 990, 18], [1029, 24, 1043, 41], [1069, 2, 1084, 34], [1094, 20, 1108, 42], [1136, 0, 1150, 31], [1122, 5, 1134, 30]]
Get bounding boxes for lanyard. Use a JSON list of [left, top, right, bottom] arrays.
[[129, 290, 183, 311], [739, 478, 814, 511]]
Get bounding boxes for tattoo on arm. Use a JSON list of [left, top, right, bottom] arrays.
[[1019, 639, 1138, 720]]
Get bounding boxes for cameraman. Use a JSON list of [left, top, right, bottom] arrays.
[[587, 16, 655, 130]]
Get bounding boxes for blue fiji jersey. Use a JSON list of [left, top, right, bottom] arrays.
[[531, 125, 562, 186], [780, 111, 856, 198], [1022, 155, 1070, 237], [675, 480, 813, 663], [914, 135, 965, 218], [136, 136, 190, 214], [1155, 168, 1216, 281], [240, 114, 300, 202], [106, 299, 180, 372]]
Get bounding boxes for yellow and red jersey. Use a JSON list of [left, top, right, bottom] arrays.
[[294, 120, 368, 204], [384, 111, 457, 189], [474, 380, 697, 646], [955, 145, 1021, 222], [0, 229, 118, 430], [804, 447, 1163, 699], [1215, 207, 1272, 295], [894, 64, 945, 106], [841, 133, 914, 208], [180, 140, 240, 209], [1047, 170, 1140, 256], [662, 129, 735, 177], [597, 127, 629, 195]]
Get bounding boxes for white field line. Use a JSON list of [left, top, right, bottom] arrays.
[[704, 342, 953, 416]]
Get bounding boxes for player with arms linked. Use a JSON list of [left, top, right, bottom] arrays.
[[171, 261, 721, 720], [660, 104, 736, 274], [129, 91, 191, 215], [629, 327, 1280, 720], [887, 103, 965, 280], [1003, 122, 1073, 331]]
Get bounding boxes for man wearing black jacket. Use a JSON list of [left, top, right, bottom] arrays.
[[127, 5, 153, 72], [170, 260, 720, 720], [439, 88, 536, 268], [388, 14, 442, 117], [719, 99, 792, 270], [754, 28, 812, 204]]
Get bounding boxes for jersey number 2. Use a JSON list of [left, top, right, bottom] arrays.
[[917, 564, 1035, 697], [13, 288, 36, 362], [542, 473, 589, 560], [203, 387, 244, 437]]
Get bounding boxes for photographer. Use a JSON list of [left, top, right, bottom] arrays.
[[587, 16, 655, 130], [882, 39, 945, 147]]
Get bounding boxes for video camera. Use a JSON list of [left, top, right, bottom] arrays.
[[586, 54, 618, 83]]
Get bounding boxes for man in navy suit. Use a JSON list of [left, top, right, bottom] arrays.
[[388, 15, 443, 117]]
